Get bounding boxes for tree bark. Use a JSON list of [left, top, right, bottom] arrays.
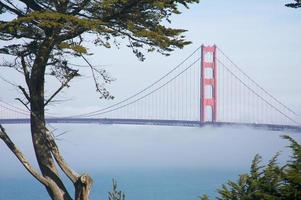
[[0, 125, 49, 186], [75, 175, 93, 200], [0, 122, 94, 200], [29, 38, 72, 200], [30, 95, 72, 199], [0, 33, 95, 200], [26, 37, 93, 200]]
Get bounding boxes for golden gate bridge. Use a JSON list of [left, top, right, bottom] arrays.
[[0, 45, 300, 132]]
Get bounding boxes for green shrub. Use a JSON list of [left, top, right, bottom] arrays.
[[201, 136, 301, 200]]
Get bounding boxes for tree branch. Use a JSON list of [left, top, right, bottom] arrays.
[[20, 55, 31, 87], [0, 2, 23, 16], [0, 125, 49, 186], [71, 0, 90, 14], [44, 72, 77, 107], [81, 54, 114, 99], [11, 105, 80, 185], [57, 28, 86, 43], [18, 0, 43, 11], [15, 97, 30, 110], [18, 85, 31, 102], [285, 1, 301, 8], [45, 129, 79, 184]]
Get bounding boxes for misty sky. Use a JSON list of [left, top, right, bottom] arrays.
[[0, 0, 301, 179], [0, 0, 300, 116]]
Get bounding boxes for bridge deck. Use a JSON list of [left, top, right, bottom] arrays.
[[0, 118, 300, 132]]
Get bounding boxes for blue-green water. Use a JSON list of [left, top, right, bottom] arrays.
[[0, 168, 245, 200]]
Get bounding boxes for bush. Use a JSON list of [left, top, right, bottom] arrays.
[[108, 179, 126, 200], [200, 135, 301, 200]]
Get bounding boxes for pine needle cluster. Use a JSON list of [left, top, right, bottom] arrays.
[[200, 136, 301, 200]]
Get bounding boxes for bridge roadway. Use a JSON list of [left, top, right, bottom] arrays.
[[0, 118, 300, 132]]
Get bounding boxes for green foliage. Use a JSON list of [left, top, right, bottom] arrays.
[[58, 42, 87, 54], [108, 179, 126, 200], [200, 136, 301, 200], [200, 194, 209, 200], [0, 0, 199, 58], [0, 0, 199, 99], [280, 135, 301, 200], [285, 0, 301, 8]]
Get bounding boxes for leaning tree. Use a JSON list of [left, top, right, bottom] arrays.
[[0, 0, 198, 200]]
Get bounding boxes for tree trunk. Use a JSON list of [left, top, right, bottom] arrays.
[[30, 94, 72, 199], [75, 175, 93, 200], [29, 38, 72, 200], [28, 38, 93, 200], [29, 80, 93, 200]]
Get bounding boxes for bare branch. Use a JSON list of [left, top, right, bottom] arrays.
[[45, 129, 79, 184], [7, 107, 81, 185], [57, 27, 86, 43], [71, 0, 90, 14], [81, 54, 114, 99], [0, 2, 23, 16], [20, 56, 31, 87], [18, 85, 31, 102], [0, 125, 49, 186], [18, 0, 43, 11], [44, 71, 77, 107], [15, 97, 30, 110]]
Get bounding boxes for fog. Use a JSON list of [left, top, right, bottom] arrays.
[[1, 124, 300, 178]]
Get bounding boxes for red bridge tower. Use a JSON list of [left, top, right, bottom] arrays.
[[200, 45, 217, 123]]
